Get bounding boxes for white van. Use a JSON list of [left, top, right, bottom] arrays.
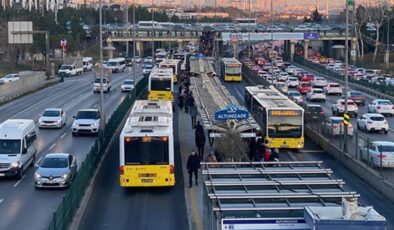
[[106, 58, 126, 73], [83, 57, 93, 72], [0, 119, 37, 179]]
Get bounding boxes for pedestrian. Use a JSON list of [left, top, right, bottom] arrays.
[[189, 104, 198, 127], [264, 148, 271, 162], [186, 150, 200, 188], [206, 151, 218, 168], [193, 121, 204, 136], [184, 93, 191, 113], [178, 94, 184, 109], [270, 148, 280, 162], [195, 131, 206, 159], [248, 138, 257, 161]]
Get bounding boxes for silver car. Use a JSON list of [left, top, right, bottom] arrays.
[[34, 153, 77, 188]]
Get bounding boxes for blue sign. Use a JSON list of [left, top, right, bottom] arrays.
[[195, 53, 206, 59], [303, 32, 320, 40], [215, 104, 249, 121]]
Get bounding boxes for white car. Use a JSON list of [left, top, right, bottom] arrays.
[[357, 113, 389, 133], [368, 99, 394, 116], [312, 77, 328, 88], [324, 82, 342, 95], [324, 117, 354, 136], [286, 77, 299, 88], [332, 99, 358, 117], [0, 74, 20, 83], [121, 79, 134, 93], [39, 108, 67, 129], [274, 82, 288, 94], [306, 88, 326, 102], [286, 66, 297, 75], [360, 141, 394, 168], [93, 78, 111, 93], [287, 91, 303, 103], [72, 109, 101, 136], [277, 72, 289, 81]]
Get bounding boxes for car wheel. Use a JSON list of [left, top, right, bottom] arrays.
[[30, 155, 35, 167], [72, 132, 77, 137], [364, 126, 369, 132], [369, 157, 375, 168], [357, 123, 361, 130], [16, 168, 23, 180], [384, 129, 389, 134], [322, 99, 326, 103]]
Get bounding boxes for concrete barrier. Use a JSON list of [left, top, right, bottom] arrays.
[[0, 71, 59, 105], [305, 126, 394, 202]]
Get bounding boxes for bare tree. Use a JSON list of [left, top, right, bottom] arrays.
[[368, 0, 391, 63], [353, 5, 369, 59], [214, 129, 249, 162]]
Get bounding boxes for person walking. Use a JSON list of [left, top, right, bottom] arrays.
[[193, 121, 204, 136], [195, 131, 206, 159], [186, 150, 200, 188], [189, 104, 198, 127]]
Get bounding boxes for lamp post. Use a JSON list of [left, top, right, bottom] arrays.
[[248, 0, 251, 59], [132, 0, 136, 97], [125, 0, 129, 58], [165, 0, 174, 52], [270, 0, 274, 84], [99, 0, 105, 128], [151, 0, 155, 65], [344, 0, 353, 153]]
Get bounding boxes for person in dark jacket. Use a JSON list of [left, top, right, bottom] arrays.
[[193, 121, 204, 136], [195, 132, 206, 159], [186, 150, 200, 188], [189, 105, 198, 127]]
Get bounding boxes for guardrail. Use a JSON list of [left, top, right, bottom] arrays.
[[47, 76, 148, 230], [293, 55, 394, 101]]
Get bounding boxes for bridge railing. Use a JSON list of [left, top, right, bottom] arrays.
[[47, 76, 148, 230], [293, 55, 394, 100]]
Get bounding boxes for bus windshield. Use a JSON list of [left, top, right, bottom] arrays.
[[151, 78, 171, 91], [267, 115, 302, 138], [225, 65, 241, 76], [124, 137, 169, 164]]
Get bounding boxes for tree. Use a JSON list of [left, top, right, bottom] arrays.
[[353, 5, 369, 59], [310, 7, 323, 23], [214, 128, 249, 162]]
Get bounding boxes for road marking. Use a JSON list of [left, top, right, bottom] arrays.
[[0, 199, 3, 204], [60, 132, 67, 139], [49, 143, 56, 151], [299, 149, 325, 153], [286, 151, 299, 161], [13, 175, 26, 188]]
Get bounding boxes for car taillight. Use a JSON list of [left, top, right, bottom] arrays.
[[384, 120, 388, 124], [120, 165, 124, 175], [367, 121, 373, 124], [392, 106, 394, 109], [320, 111, 324, 115], [377, 154, 387, 158], [170, 164, 174, 174], [377, 106, 381, 109]]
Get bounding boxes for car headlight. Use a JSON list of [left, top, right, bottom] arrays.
[[57, 119, 62, 123], [62, 174, 68, 179], [35, 172, 41, 179], [11, 161, 20, 168], [92, 122, 99, 128]]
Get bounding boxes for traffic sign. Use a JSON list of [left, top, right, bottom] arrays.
[[350, 50, 356, 56], [343, 113, 350, 126], [60, 39, 67, 49], [347, 0, 355, 6]]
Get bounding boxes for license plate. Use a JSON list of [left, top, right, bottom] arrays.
[[0, 173, 4, 177], [280, 145, 288, 148], [46, 180, 56, 184], [141, 179, 153, 183]]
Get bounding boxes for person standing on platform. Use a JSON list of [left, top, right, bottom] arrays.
[[195, 131, 206, 159], [186, 150, 200, 188], [193, 121, 204, 135], [189, 105, 198, 127], [206, 151, 218, 168]]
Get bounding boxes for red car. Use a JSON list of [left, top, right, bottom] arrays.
[[301, 74, 315, 82], [298, 82, 312, 94], [346, 91, 367, 106]]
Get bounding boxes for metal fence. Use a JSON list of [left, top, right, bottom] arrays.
[[47, 76, 148, 230], [293, 55, 394, 99], [307, 117, 392, 179]]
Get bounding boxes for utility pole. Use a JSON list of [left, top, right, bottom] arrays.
[[99, 0, 105, 128], [132, 0, 136, 97], [270, 0, 274, 84], [151, 1, 155, 65], [248, 0, 251, 59], [165, 0, 174, 52], [125, 0, 129, 58], [344, 0, 352, 153]]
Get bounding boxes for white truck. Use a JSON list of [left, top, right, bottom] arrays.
[[93, 77, 111, 93], [58, 57, 84, 77]]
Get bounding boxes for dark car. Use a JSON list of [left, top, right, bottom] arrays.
[[300, 102, 325, 123], [345, 91, 367, 106]]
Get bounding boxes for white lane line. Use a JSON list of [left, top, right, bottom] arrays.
[[60, 132, 67, 139], [13, 175, 26, 188], [0, 199, 4, 204], [49, 143, 56, 150], [299, 150, 325, 153]]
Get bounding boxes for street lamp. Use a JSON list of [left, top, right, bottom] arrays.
[[99, 0, 105, 128], [165, 0, 174, 52], [248, 0, 251, 59], [125, 0, 129, 58], [270, 0, 274, 84], [132, 0, 136, 97], [151, 0, 155, 65]]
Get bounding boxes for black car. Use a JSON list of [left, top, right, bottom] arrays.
[[300, 102, 325, 123]]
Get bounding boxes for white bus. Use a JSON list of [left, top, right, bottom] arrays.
[[159, 59, 181, 83], [234, 18, 257, 26], [119, 100, 175, 187], [138, 21, 163, 29], [106, 58, 126, 73], [155, 51, 168, 64], [173, 51, 191, 71]]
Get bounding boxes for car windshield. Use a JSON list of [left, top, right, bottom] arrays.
[[370, 116, 384, 121], [332, 119, 343, 124], [289, 92, 301, 96], [43, 110, 60, 117], [76, 111, 99, 119], [301, 83, 311, 87], [124, 80, 134, 84], [378, 100, 392, 105], [313, 89, 323, 93], [60, 65, 72, 70], [330, 84, 340, 87], [0, 139, 21, 155], [340, 101, 355, 105], [107, 62, 117, 66], [378, 145, 394, 152], [40, 157, 69, 168], [94, 78, 107, 83], [350, 92, 363, 96], [308, 106, 322, 112]]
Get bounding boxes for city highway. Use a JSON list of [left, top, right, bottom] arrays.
[[0, 66, 143, 229], [77, 104, 189, 230], [223, 77, 394, 229]]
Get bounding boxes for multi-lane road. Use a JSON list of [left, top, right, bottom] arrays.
[[0, 66, 142, 229], [223, 63, 394, 229]]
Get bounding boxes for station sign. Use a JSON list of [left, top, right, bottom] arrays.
[[215, 104, 249, 121], [222, 32, 320, 42], [221, 218, 309, 230]]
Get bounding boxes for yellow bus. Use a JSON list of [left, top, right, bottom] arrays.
[[159, 59, 181, 83], [148, 67, 174, 101], [245, 85, 304, 149], [221, 57, 242, 82], [119, 100, 175, 187]]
